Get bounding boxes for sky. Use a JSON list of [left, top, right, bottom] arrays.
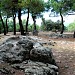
[[16, 12, 75, 27], [43, 12, 75, 26]]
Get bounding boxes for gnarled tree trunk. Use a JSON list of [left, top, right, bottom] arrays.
[[60, 9, 64, 34], [0, 12, 6, 35], [32, 15, 38, 36], [0, 26, 1, 34], [6, 17, 8, 33], [26, 8, 29, 32], [32, 15, 36, 31], [12, 7, 16, 35], [13, 13, 16, 35], [18, 8, 24, 35]]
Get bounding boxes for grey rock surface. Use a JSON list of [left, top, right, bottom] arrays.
[[30, 47, 56, 65], [12, 60, 58, 75], [0, 36, 58, 75]]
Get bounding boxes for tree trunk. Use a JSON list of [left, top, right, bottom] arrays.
[[34, 18, 36, 30], [32, 15, 38, 36], [60, 9, 64, 34], [26, 8, 29, 32], [32, 15, 36, 30], [12, 7, 16, 35], [18, 8, 24, 35], [13, 14, 16, 35], [0, 13, 6, 35], [0, 27, 1, 34], [73, 31, 75, 38], [6, 17, 8, 33]]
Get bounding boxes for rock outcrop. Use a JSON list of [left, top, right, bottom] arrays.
[[0, 36, 58, 75]]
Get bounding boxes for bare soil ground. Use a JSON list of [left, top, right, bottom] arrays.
[[38, 31, 75, 75], [0, 32, 75, 75]]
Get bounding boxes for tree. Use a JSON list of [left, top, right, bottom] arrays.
[[17, 0, 32, 35], [5, 16, 8, 33], [11, 0, 18, 35], [22, 0, 31, 33], [69, 0, 75, 38], [0, 12, 6, 35], [0, 0, 7, 35], [26, 8, 29, 32], [22, 0, 46, 33], [1, 0, 26, 35], [29, 0, 46, 31], [50, 0, 71, 34], [18, 8, 24, 35], [1, 0, 18, 35]]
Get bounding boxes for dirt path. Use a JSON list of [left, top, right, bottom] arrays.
[[51, 40, 75, 75], [38, 32, 75, 75]]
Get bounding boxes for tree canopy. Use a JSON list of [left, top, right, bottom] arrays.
[[67, 21, 75, 32], [0, 0, 75, 35]]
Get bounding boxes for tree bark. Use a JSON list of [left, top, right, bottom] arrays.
[[60, 9, 64, 34], [0, 13, 6, 35], [32, 15, 38, 36], [32, 15, 36, 30], [12, 7, 16, 35], [73, 31, 75, 38], [26, 8, 29, 32], [18, 8, 24, 35], [6, 17, 8, 33], [0, 27, 1, 34], [13, 13, 16, 35], [34, 18, 36, 30]]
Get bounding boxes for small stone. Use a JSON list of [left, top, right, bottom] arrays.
[[64, 65, 69, 69]]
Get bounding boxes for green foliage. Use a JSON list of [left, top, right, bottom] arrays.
[[41, 19, 61, 31], [8, 20, 13, 32], [0, 0, 74, 35], [16, 23, 20, 32], [30, 0, 45, 14], [28, 25, 32, 31], [22, 19, 26, 30], [0, 20, 3, 33], [0, 0, 47, 34], [8, 19, 26, 32], [28, 24, 40, 32], [67, 22, 75, 31], [1, 0, 17, 18], [70, 0, 75, 11], [51, 0, 71, 14]]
